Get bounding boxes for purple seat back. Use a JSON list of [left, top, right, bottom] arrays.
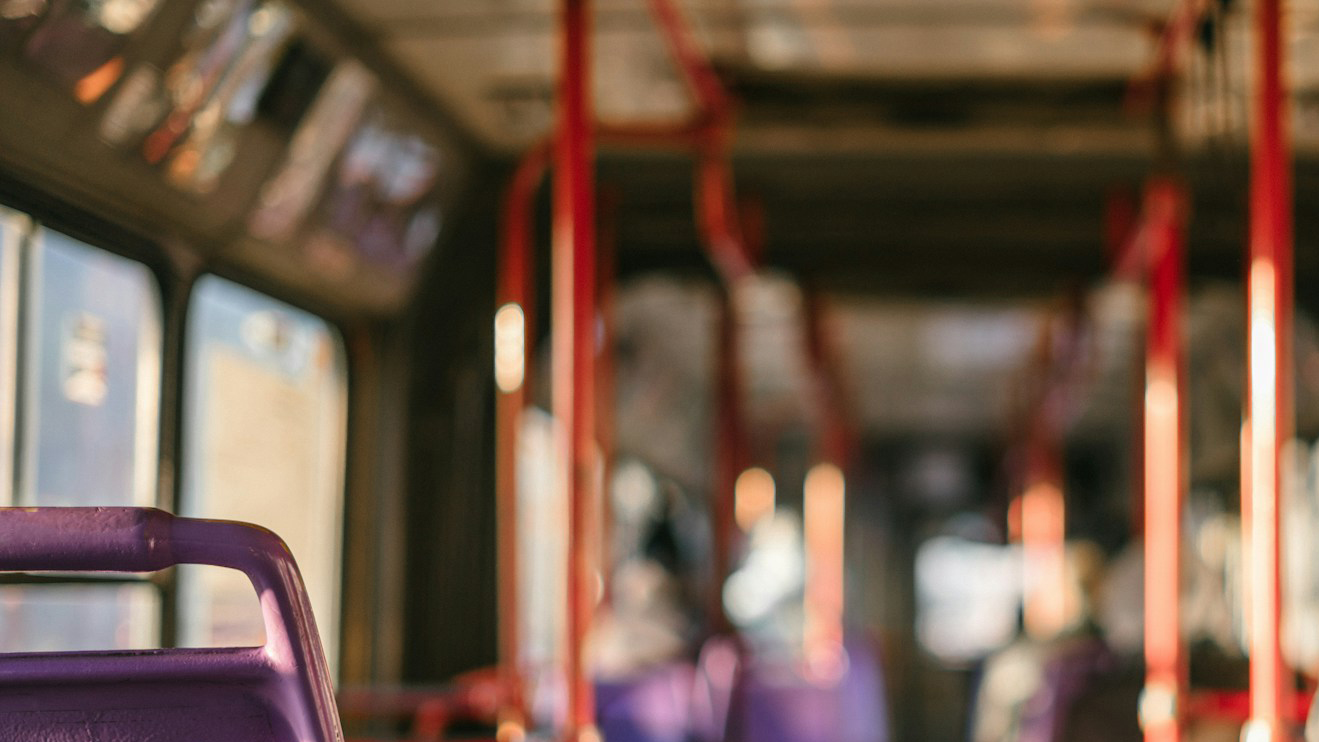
[[0, 507, 342, 742], [731, 638, 889, 742], [594, 662, 696, 742]]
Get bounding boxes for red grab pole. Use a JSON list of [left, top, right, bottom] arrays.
[[493, 140, 551, 741], [645, 0, 755, 285], [644, 0, 755, 640], [1243, 0, 1293, 736], [1140, 178, 1188, 742], [801, 290, 852, 682], [553, 0, 598, 739]]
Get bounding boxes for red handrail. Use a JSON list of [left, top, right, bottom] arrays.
[[493, 138, 551, 740], [494, 3, 753, 736], [1183, 689, 1312, 725], [552, 2, 600, 740], [645, 0, 755, 285], [1140, 177, 1189, 742], [1008, 294, 1089, 639], [801, 288, 855, 681], [1243, 0, 1294, 736]]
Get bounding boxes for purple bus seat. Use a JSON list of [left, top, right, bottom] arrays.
[[729, 637, 889, 742], [0, 507, 342, 742], [690, 634, 741, 742], [594, 662, 695, 742]]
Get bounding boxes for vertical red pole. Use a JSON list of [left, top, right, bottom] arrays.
[[1016, 312, 1073, 641], [1244, 0, 1293, 734], [553, 0, 598, 739], [1020, 424, 1067, 639], [802, 291, 849, 682], [494, 143, 550, 741], [1141, 178, 1188, 742]]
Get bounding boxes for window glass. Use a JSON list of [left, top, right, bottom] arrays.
[[181, 275, 346, 672], [98, 0, 296, 193], [0, 208, 22, 507], [248, 60, 375, 244], [21, 227, 160, 507], [303, 105, 443, 275], [0, 583, 159, 652], [21, 0, 161, 102]]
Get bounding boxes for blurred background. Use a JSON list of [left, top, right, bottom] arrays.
[[2, 0, 1319, 741]]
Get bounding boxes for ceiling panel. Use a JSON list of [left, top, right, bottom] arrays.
[[329, 0, 1197, 150]]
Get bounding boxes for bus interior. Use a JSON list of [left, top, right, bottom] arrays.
[[0, 0, 1317, 741]]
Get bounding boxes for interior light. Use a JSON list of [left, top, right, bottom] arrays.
[[494, 303, 525, 393], [734, 467, 775, 532], [803, 462, 846, 684]]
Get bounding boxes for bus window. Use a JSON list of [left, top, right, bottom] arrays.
[[20, 227, 160, 507], [304, 105, 443, 275], [154, 3, 295, 194], [248, 60, 375, 244], [180, 275, 346, 672], [0, 208, 21, 507], [0, 583, 160, 652]]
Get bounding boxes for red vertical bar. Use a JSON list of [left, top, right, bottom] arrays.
[[494, 142, 550, 741], [1020, 428, 1066, 639], [1245, 0, 1293, 734], [1015, 311, 1072, 641], [801, 291, 849, 682], [553, 0, 597, 739], [645, 0, 731, 115], [1244, 0, 1292, 735], [1141, 178, 1187, 742]]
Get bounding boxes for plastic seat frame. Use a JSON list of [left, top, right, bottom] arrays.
[[0, 507, 342, 742]]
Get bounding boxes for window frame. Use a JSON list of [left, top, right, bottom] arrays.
[[0, 206, 25, 508]]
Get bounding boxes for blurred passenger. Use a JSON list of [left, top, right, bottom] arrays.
[[594, 483, 700, 677], [970, 541, 1116, 742], [592, 486, 701, 742], [713, 513, 889, 742]]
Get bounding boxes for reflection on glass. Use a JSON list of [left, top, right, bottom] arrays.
[[0, 0, 50, 48], [158, 3, 293, 193], [99, 0, 295, 193], [0, 208, 21, 507], [21, 228, 160, 507], [304, 106, 443, 275], [249, 61, 374, 243], [21, 0, 160, 99], [0, 583, 159, 652], [181, 275, 346, 672]]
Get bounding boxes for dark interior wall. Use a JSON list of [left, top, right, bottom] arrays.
[[401, 162, 505, 681]]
